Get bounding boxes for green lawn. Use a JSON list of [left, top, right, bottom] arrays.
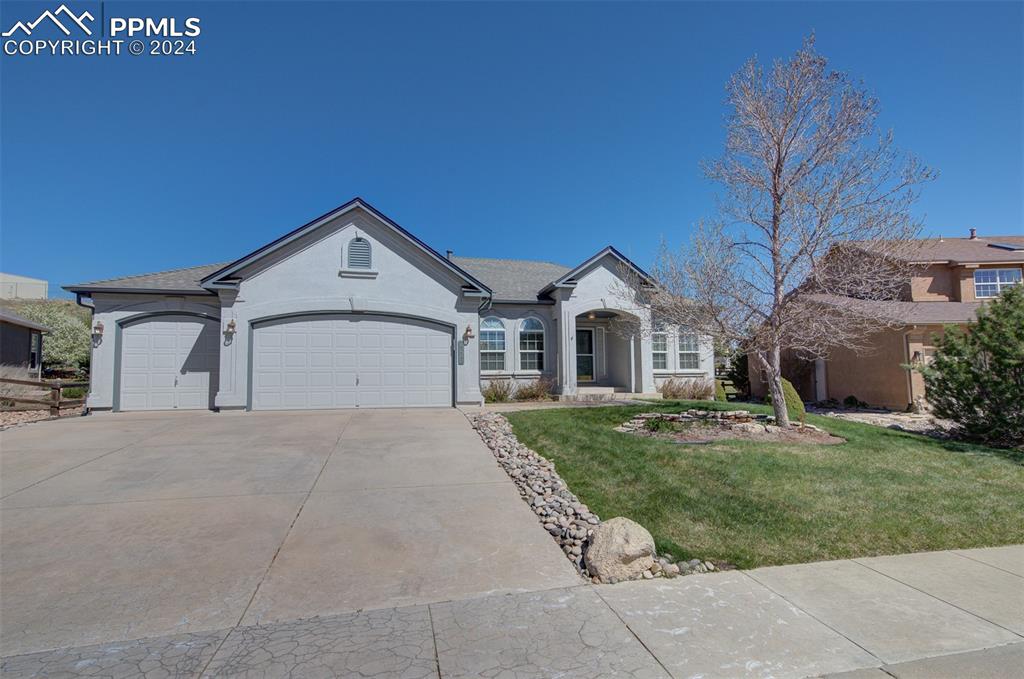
[[504, 401, 1024, 569]]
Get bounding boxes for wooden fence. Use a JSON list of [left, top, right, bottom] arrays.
[[0, 377, 88, 416]]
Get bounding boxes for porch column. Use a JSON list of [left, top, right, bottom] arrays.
[[555, 299, 577, 395], [637, 308, 655, 393]]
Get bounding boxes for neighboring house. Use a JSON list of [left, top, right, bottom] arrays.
[[0, 306, 47, 379], [0, 273, 48, 300], [749, 231, 1024, 410], [64, 198, 714, 412]]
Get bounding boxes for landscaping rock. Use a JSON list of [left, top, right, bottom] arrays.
[[469, 410, 725, 583], [584, 517, 656, 583]]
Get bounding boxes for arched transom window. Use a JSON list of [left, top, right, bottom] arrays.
[[347, 237, 372, 269], [519, 318, 544, 371], [480, 317, 506, 371]]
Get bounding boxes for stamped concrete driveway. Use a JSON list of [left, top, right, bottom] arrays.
[[0, 409, 580, 657]]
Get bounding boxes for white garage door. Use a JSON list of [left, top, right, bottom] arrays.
[[251, 314, 453, 410], [119, 315, 220, 411]]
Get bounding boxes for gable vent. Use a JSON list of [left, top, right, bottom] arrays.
[[347, 238, 372, 269]]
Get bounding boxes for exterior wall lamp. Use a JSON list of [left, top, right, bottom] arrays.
[[225, 319, 237, 335], [92, 321, 104, 336], [463, 324, 475, 340]]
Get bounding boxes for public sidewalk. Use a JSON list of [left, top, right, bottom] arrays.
[[3, 545, 1021, 678]]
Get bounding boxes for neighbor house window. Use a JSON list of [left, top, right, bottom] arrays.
[[347, 237, 372, 269], [652, 332, 668, 370], [29, 332, 40, 370], [678, 333, 700, 370], [480, 317, 506, 371], [974, 268, 1022, 298], [519, 318, 544, 371]]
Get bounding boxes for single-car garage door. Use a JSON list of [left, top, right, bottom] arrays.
[[251, 314, 453, 410], [119, 315, 220, 411]]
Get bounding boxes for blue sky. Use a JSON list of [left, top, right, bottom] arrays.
[[1, 1, 1021, 298]]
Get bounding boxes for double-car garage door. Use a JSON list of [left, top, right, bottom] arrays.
[[250, 314, 453, 410], [118, 313, 453, 411]]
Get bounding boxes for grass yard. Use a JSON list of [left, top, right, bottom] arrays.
[[505, 400, 1024, 569]]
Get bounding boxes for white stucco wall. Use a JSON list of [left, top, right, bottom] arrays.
[[213, 207, 484, 408], [85, 293, 221, 410]]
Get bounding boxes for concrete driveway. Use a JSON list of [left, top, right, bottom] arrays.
[[0, 409, 580, 657]]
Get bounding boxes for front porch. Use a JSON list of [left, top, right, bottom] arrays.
[[554, 308, 657, 399]]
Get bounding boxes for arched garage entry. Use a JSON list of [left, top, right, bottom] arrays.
[[116, 313, 220, 411], [249, 313, 454, 410]]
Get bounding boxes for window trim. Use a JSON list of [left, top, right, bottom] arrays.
[[518, 317, 545, 372], [677, 332, 701, 371], [480, 316, 506, 372], [974, 267, 1022, 298]]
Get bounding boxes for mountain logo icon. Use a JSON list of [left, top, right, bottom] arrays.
[[2, 4, 95, 37]]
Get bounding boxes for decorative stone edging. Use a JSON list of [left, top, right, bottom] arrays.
[[468, 411, 729, 582], [615, 409, 822, 435]]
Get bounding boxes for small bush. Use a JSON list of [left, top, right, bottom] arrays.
[[62, 386, 87, 399], [482, 379, 516, 403], [514, 377, 554, 401], [843, 395, 868, 409], [919, 284, 1024, 447], [659, 377, 714, 400], [766, 377, 806, 421], [715, 379, 728, 402]]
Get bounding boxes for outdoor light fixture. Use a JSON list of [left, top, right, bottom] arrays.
[[587, 311, 596, 320], [92, 321, 104, 336], [464, 323, 475, 340], [225, 319, 237, 335]]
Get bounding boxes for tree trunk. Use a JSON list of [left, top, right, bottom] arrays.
[[761, 348, 791, 428]]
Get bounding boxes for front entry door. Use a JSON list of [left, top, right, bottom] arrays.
[[576, 329, 595, 382]]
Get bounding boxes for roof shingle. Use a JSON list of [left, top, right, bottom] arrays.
[[449, 256, 570, 301], [65, 263, 229, 294]]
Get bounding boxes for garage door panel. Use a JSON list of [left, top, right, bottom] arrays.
[[119, 316, 219, 411], [251, 314, 452, 410]]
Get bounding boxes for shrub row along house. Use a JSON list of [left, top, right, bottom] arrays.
[[749, 231, 1023, 410], [65, 198, 713, 411]]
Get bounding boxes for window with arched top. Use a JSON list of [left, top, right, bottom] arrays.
[[480, 317, 506, 371], [519, 318, 544, 371], [347, 237, 372, 269]]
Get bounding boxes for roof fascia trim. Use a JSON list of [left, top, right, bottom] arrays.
[[539, 246, 653, 294]]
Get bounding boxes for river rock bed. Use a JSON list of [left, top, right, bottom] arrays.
[[468, 411, 732, 582]]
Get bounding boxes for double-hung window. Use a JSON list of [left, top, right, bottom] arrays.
[[974, 268, 1022, 298], [652, 332, 668, 370], [678, 332, 700, 370], [519, 318, 544, 371], [480, 317, 506, 371]]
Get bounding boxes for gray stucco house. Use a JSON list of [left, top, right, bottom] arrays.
[[65, 198, 713, 411], [0, 306, 47, 379]]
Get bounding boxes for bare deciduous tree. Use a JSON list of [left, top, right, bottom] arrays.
[[627, 36, 935, 426]]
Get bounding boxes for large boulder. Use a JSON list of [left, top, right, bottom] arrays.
[[584, 517, 655, 582]]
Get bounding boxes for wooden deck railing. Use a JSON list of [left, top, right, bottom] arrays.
[[0, 377, 88, 416]]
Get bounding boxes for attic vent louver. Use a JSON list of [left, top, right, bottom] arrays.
[[347, 238, 372, 269], [988, 242, 1024, 251]]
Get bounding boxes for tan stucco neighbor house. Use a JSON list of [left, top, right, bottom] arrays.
[[749, 231, 1024, 410], [64, 198, 714, 412]]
